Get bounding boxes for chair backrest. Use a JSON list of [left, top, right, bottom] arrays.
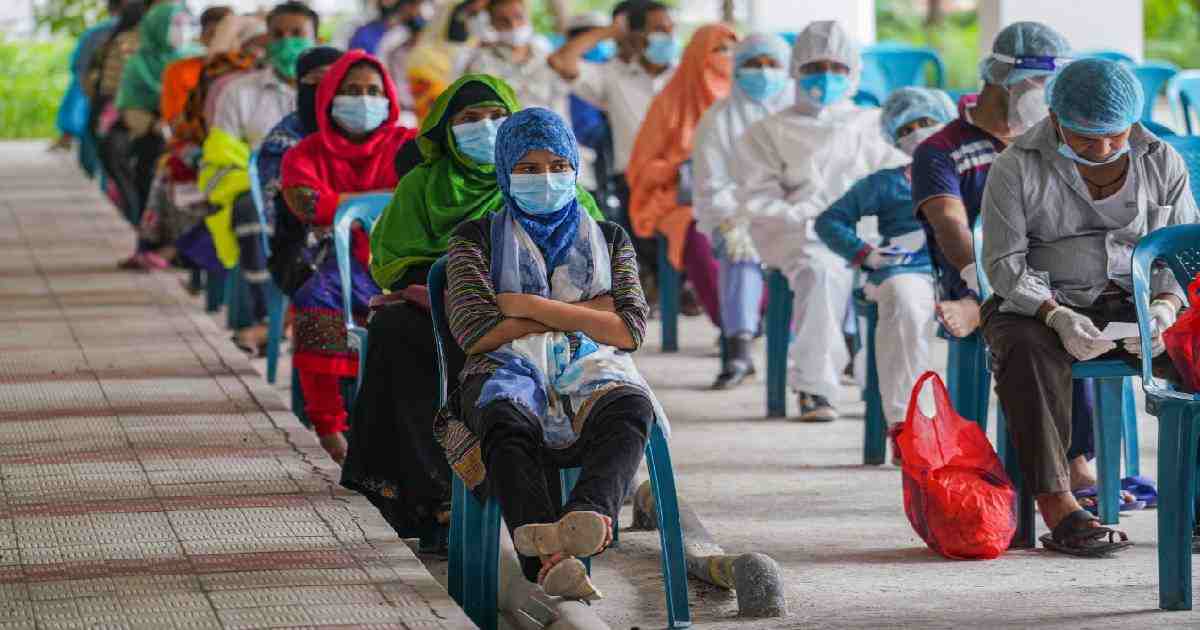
[[1142, 119, 1178, 138], [859, 43, 946, 104], [246, 150, 270, 255], [428, 256, 453, 407], [970, 217, 994, 299], [1080, 49, 1137, 65], [1167, 70, 1200, 135], [1131, 224, 1200, 389], [1134, 61, 1179, 122], [333, 193, 393, 329], [1163, 135, 1200, 208]]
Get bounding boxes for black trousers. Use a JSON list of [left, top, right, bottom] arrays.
[[231, 192, 268, 322], [479, 391, 652, 582]]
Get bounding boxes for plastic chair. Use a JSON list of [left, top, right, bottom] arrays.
[[247, 150, 288, 384], [1167, 70, 1200, 135], [1130, 224, 1200, 611], [427, 257, 692, 629], [944, 330, 992, 432], [1080, 49, 1136, 65], [204, 268, 225, 313], [333, 193, 392, 397], [657, 235, 679, 352], [1165, 135, 1200, 208], [972, 221, 1138, 529], [1144, 120, 1179, 138], [852, 291, 889, 465], [859, 43, 946, 104], [1135, 61, 1180, 123], [764, 269, 792, 417]]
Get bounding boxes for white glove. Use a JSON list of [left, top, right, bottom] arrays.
[[960, 263, 980, 294], [863, 245, 912, 270], [1123, 299, 1179, 358], [715, 219, 758, 263], [1045, 306, 1116, 361]]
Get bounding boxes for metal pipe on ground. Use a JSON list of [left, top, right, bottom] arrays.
[[632, 481, 788, 618]]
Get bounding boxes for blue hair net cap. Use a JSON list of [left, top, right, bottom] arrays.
[[735, 32, 790, 69], [979, 21, 1071, 86], [1049, 57, 1144, 135], [880, 87, 957, 139]]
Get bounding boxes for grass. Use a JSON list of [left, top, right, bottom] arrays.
[[0, 38, 73, 139]]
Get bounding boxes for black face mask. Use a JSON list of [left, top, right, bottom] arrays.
[[298, 82, 320, 135]]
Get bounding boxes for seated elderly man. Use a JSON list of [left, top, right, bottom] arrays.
[[981, 58, 1196, 557]]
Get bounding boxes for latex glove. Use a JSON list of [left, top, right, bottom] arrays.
[[1045, 306, 1116, 361], [1123, 299, 1179, 357], [863, 245, 912, 270], [716, 218, 758, 263], [960, 263, 981, 294], [1122, 334, 1165, 358]]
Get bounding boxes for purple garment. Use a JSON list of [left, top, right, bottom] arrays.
[[291, 248, 380, 314], [176, 223, 223, 273], [682, 221, 721, 329]]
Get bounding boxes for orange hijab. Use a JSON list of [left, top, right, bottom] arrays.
[[627, 23, 736, 269]]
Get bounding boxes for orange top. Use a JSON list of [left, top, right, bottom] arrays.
[[627, 23, 736, 269], [159, 57, 205, 126]]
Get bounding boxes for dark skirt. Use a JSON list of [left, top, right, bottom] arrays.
[[341, 300, 465, 541]]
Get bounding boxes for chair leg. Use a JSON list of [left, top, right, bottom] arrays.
[[225, 265, 240, 331], [862, 308, 885, 466], [205, 269, 225, 313], [1157, 403, 1196, 611], [1092, 377, 1125, 525], [947, 335, 987, 430], [479, 498, 502, 630], [266, 288, 285, 384], [290, 365, 310, 429], [645, 423, 692, 628], [1000, 409, 1037, 548], [657, 235, 679, 353], [1121, 377, 1140, 477], [449, 476, 467, 605], [765, 270, 792, 418], [972, 337, 991, 434], [995, 400, 1008, 463]]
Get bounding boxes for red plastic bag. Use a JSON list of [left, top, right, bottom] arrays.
[[1164, 273, 1200, 393], [896, 372, 1016, 560]]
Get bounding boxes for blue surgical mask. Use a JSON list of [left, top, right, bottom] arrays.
[[583, 39, 617, 63], [509, 171, 578, 215], [1055, 121, 1130, 167], [736, 67, 788, 102], [798, 72, 851, 108], [643, 32, 679, 66], [453, 117, 507, 165], [331, 95, 390, 135]]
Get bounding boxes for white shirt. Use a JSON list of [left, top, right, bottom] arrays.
[[211, 68, 296, 150], [461, 41, 570, 121], [571, 57, 674, 174]]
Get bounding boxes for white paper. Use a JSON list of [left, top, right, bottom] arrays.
[[889, 229, 927, 253], [1098, 321, 1141, 341]]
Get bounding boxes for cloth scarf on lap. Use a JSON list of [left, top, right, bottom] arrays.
[[476, 207, 670, 449]]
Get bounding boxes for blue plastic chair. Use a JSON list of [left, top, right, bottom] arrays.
[[972, 221, 1139, 529], [858, 43, 946, 104], [1144, 120, 1179, 138], [428, 257, 691, 629], [247, 150, 288, 384], [852, 291, 889, 465], [1167, 70, 1200, 135], [944, 330, 992, 432], [1165, 135, 1200, 208], [1080, 49, 1136, 65], [1131, 224, 1200, 611], [1135, 61, 1180, 123], [657, 235, 679, 352], [333, 194, 392, 397], [764, 269, 792, 417]]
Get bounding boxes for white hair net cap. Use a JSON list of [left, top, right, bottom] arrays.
[[736, 32, 790, 69], [790, 20, 861, 85]]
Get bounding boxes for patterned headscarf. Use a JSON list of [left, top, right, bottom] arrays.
[[495, 107, 581, 270]]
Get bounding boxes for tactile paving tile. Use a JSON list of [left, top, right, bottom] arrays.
[[0, 380, 108, 417], [0, 416, 126, 459]]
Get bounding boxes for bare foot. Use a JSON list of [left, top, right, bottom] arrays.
[[936, 298, 981, 338], [1068, 455, 1097, 490], [1037, 491, 1099, 531], [318, 432, 347, 464]]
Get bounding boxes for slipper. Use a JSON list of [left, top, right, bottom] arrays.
[[1122, 475, 1158, 508], [1073, 486, 1146, 515], [514, 511, 609, 559], [1040, 509, 1133, 557], [540, 557, 602, 601]]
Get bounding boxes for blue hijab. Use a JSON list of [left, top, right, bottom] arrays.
[[494, 108, 581, 270]]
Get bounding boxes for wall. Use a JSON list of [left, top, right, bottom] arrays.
[[978, 0, 1144, 61]]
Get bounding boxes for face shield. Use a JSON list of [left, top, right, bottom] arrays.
[[982, 53, 1072, 136]]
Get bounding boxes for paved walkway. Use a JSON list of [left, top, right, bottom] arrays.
[[0, 143, 471, 629]]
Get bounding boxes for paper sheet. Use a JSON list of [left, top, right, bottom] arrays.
[[1097, 321, 1141, 341]]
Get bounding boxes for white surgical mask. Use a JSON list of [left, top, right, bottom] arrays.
[[897, 125, 943, 156], [495, 23, 533, 48]]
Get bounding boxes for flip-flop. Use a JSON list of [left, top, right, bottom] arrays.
[[1041, 509, 1133, 558], [1122, 475, 1158, 508], [514, 511, 609, 558], [1073, 486, 1146, 515]]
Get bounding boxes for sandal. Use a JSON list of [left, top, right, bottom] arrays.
[[1040, 509, 1133, 557], [1121, 476, 1158, 508], [540, 557, 602, 601], [514, 511, 610, 558], [1073, 486, 1146, 515]]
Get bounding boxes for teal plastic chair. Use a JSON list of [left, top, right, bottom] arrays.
[[972, 221, 1139, 530], [1166, 135, 1200, 207], [204, 268, 225, 312], [428, 257, 691, 629], [1131, 224, 1200, 611], [1135, 61, 1180, 123], [852, 291, 890, 465], [764, 269, 792, 417], [1167, 70, 1200, 135], [859, 43, 946, 104], [333, 194, 392, 397], [1080, 49, 1136, 65], [247, 150, 287, 384], [657, 235, 679, 352]]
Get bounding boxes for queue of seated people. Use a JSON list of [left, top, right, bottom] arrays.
[[55, 0, 1197, 599]]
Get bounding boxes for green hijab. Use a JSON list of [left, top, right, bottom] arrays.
[[115, 2, 191, 112]]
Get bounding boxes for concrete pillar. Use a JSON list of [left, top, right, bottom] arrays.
[[978, 0, 1144, 62], [747, 0, 876, 45]]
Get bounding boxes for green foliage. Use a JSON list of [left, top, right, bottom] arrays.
[[876, 0, 980, 91], [0, 38, 73, 139], [35, 0, 108, 38], [1144, 0, 1200, 68]]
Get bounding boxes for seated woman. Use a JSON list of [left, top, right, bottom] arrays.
[[341, 74, 520, 543], [280, 50, 417, 463], [980, 58, 1195, 557], [814, 87, 955, 452], [439, 107, 661, 600]]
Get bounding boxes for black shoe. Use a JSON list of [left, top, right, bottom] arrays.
[[712, 360, 756, 389], [795, 392, 837, 423]]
